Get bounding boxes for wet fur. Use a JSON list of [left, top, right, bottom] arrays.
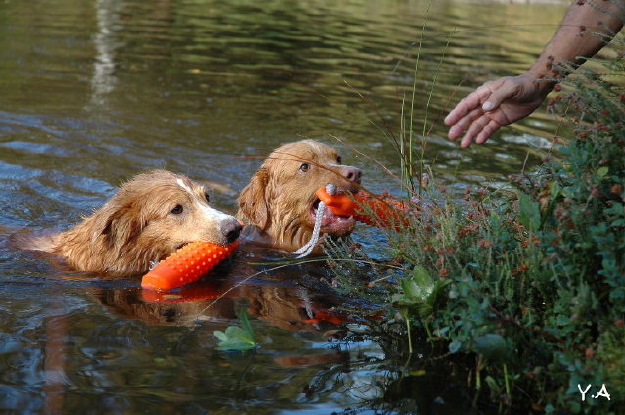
[[237, 140, 362, 252], [26, 170, 240, 276]]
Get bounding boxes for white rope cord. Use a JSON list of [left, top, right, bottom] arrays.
[[294, 200, 326, 258], [295, 184, 338, 258]]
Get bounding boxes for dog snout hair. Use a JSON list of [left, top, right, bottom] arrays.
[[221, 218, 243, 244]]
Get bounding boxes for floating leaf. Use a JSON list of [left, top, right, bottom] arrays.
[[214, 309, 257, 351]]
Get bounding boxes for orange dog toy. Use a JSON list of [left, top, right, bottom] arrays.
[[315, 187, 411, 229], [141, 240, 239, 292]]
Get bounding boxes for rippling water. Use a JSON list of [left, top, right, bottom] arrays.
[[1, 0, 568, 413]]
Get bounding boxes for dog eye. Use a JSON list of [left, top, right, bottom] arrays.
[[170, 204, 183, 215], [204, 191, 210, 203], [299, 163, 310, 172], [336, 156, 342, 164]]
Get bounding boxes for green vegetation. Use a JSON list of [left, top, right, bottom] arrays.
[[328, 32, 625, 414], [214, 308, 257, 351]]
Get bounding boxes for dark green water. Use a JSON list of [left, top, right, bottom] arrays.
[[1, 0, 568, 413]]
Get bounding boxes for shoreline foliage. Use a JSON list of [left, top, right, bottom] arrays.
[[329, 28, 625, 414]]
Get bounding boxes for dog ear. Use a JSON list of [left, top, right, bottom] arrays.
[[96, 201, 146, 250], [238, 167, 270, 230]]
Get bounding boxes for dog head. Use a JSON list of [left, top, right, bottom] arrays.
[[237, 140, 362, 251], [57, 170, 242, 275]]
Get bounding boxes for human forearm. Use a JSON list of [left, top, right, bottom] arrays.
[[444, 0, 624, 147], [528, 0, 624, 94]]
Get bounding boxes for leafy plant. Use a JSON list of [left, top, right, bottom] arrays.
[[327, 25, 625, 414], [214, 308, 257, 351]]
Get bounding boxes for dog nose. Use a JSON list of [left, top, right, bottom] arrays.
[[342, 166, 363, 184], [221, 219, 243, 244]]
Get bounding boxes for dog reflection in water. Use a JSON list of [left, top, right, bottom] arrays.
[[94, 275, 347, 330]]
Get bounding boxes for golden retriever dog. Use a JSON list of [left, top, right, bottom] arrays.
[[237, 140, 362, 253], [27, 170, 242, 276]]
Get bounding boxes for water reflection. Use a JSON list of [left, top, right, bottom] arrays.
[[0, 0, 569, 413], [90, 0, 124, 107], [94, 262, 352, 332]]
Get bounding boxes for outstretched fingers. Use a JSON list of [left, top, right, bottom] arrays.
[[460, 115, 499, 148], [448, 106, 486, 141], [475, 120, 501, 145], [446, 76, 528, 146], [444, 84, 494, 126]]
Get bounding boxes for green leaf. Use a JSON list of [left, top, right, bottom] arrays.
[[214, 308, 257, 351], [214, 330, 228, 342], [597, 166, 609, 178], [473, 334, 511, 361], [214, 326, 256, 351], [484, 375, 500, 393], [239, 307, 255, 342], [396, 265, 451, 318], [401, 265, 435, 302], [517, 192, 540, 232], [449, 339, 463, 353]]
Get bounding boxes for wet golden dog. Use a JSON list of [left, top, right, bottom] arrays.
[[28, 170, 242, 276], [237, 140, 362, 253]]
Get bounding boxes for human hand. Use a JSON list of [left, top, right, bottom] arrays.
[[444, 74, 550, 147]]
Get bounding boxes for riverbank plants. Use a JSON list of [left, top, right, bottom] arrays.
[[330, 34, 625, 414]]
